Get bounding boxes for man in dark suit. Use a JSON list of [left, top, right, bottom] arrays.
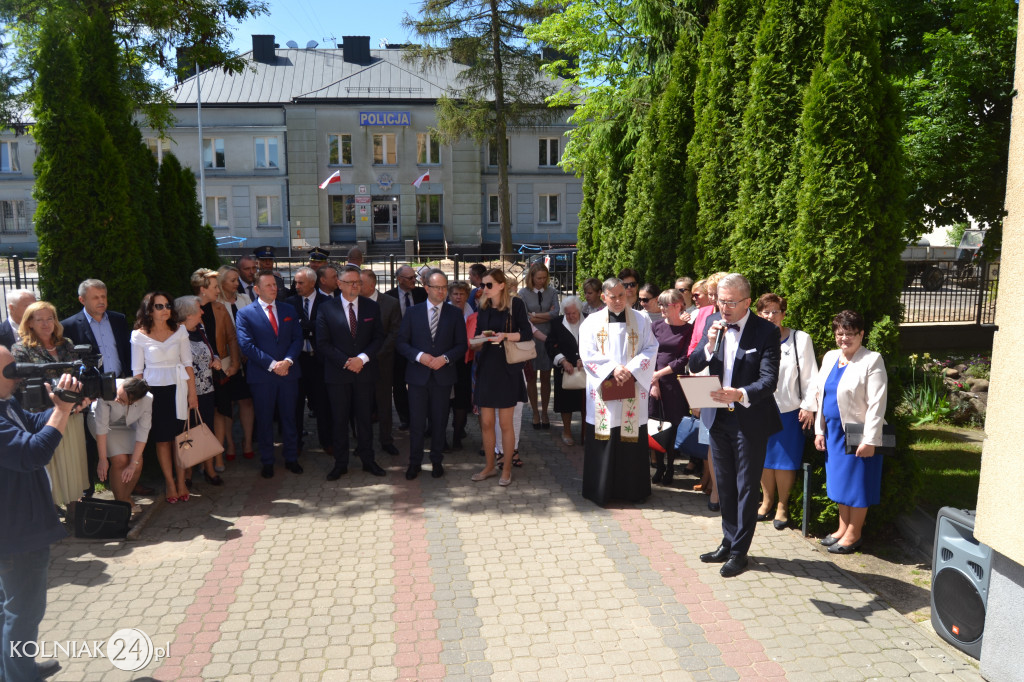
[[384, 265, 427, 430], [285, 266, 332, 456], [688, 273, 781, 578], [237, 255, 260, 303], [318, 266, 386, 480], [254, 245, 288, 301], [2, 289, 35, 349], [60, 279, 140, 495], [236, 271, 305, 478], [395, 269, 468, 480], [360, 269, 401, 456], [318, 264, 342, 300]]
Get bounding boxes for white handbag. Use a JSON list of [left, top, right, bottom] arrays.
[[561, 367, 586, 390]]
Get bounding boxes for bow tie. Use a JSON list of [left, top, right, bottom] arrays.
[[726, 323, 740, 332], [609, 310, 626, 323]]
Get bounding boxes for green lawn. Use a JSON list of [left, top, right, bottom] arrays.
[[908, 425, 983, 514]]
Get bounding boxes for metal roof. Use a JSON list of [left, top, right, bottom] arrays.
[[169, 48, 474, 105]]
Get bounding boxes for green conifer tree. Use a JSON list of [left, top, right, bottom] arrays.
[[31, 15, 143, 317], [156, 153, 193, 294], [780, 0, 905, 352], [178, 165, 221, 269]]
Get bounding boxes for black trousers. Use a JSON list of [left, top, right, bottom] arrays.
[[709, 410, 768, 557], [328, 382, 375, 468], [407, 379, 452, 467], [375, 353, 395, 447], [392, 355, 410, 425], [296, 353, 332, 451]]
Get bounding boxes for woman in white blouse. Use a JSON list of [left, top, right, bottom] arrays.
[[756, 294, 817, 529], [131, 291, 197, 504]]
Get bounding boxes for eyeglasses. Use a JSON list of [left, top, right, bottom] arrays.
[[638, 297, 652, 303], [835, 331, 862, 338], [718, 298, 749, 309], [152, 303, 170, 310], [427, 284, 449, 291], [761, 309, 783, 316], [482, 282, 497, 289], [622, 281, 638, 289]]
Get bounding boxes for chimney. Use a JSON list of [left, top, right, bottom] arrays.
[[252, 35, 277, 64], [342, 36, 371, 65]]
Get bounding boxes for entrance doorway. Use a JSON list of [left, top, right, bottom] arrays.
[[372, 198, 400, 242]]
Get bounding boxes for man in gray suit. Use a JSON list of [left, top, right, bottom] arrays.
[[361, 269, 402, 456]]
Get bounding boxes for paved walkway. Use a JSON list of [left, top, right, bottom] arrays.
[[41, 412, 980, 681]]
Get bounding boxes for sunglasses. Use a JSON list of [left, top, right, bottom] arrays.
[[639, 297, 652, 303], [482, 282, 498, 289], [622, 282, 638, 289], [152, 303, 170, 310]]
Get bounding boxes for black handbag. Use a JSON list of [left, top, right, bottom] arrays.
[[648, 401, 676, 452], [844, 423, 897, 456], [68, 498, 132, 539]]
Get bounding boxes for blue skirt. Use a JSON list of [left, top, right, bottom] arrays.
[[824, 415, 883, 507], [764, 409, 804, 470]]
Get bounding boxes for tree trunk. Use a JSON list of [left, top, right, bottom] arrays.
[[490, 0, 513, 259]]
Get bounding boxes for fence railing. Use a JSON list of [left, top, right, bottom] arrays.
[[900, 259, 998, 324], [1, 255, 40, 315]]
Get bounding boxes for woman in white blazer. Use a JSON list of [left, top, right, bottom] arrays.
[[813, 310, 888, 554], [756, 294, 818, 530]]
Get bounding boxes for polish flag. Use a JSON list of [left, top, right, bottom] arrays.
[[319, 170, 341, 189], [412, 170, 430, 188]]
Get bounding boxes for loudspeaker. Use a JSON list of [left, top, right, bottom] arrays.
[[930, 507, 991, 659]]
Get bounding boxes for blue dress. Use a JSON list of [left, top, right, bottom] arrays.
[[764, 409, 803, 470], [823, 362, 883, 507]]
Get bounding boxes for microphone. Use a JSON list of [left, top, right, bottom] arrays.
[[711, 322, 724, 355]]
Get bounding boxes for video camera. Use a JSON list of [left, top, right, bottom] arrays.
[[2, 345, 117, 410]]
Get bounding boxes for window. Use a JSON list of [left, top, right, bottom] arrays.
[[206, 196, 229, 227], [329, 133, 352, 165], [488, 195, 499, 224], [256, 195, 281, 226], [254, 137, 279, 168], [331, 196, 356, 224], [373, 133, 397, 165], [539, 138, 560, 167], [0, 142, 19, 172], [203, 138, 225, 169], [145, 137, 170, 164], [488, 137, 509, 167], [417, 133, 441, 165], [0, 200, 29, 234], [416, 195, 442, 224], [539, 194, 559, 223]]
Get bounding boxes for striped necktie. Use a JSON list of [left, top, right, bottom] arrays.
[[429, 305, 439, 341]]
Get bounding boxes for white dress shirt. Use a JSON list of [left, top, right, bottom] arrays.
[[705, 310, 752, 408]]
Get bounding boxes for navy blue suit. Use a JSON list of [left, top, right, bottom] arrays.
[[316, 296, 384, 468], [688, 312, 781, 557], [59, 310, 132, 378], [0, 320, 17, 350], [236, 299, 303, 466], [286, 292, 333, 452], [396, 301, 468, 467]]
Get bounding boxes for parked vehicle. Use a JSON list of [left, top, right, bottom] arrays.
[[902, 229, 985, 291], [528, 247, 577, 295]]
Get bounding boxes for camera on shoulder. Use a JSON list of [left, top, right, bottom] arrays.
[[2, 345, 117, 410]]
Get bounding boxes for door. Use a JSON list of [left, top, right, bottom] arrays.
[[372, 199, 400, 242]]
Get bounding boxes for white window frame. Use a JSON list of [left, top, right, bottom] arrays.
[[203, 138, 225, 169], [372, 133, 397, 165], [539, 194, 559, 224], [0, 141, 19, 172], [0, 199, 29, 234], [206, 196, 229, 227], [539, 138, 560, 167], [488, 195, 500, 224], [330, 196, 356, 225], [254, 137, 279, 169], [146, 137, 170, 164], [416, 133, 441, 165], [416, 194, 442, 225], [488, 138, 509, 167], [256, 195, 282, 227], [328, 133, 352, 166]]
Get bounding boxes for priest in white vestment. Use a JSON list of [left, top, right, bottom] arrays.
[[579, 278, 658, 505]]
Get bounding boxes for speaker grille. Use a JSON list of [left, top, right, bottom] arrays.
[[933, 567, 985, 643], [967, 561, 984, 580], [941, 548, 953, 562]]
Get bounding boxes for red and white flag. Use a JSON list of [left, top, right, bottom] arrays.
[[319, 170, 341, 189], [412, 170, 430, 188]]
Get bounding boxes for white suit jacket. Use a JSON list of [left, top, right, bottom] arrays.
[[814, 346, 888, 446]]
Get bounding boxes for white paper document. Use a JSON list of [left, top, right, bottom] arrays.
[[678, 375, 724, 408]]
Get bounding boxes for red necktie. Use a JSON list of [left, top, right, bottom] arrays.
[[348, 301, 358, 338], [267, 303, 279, 335]]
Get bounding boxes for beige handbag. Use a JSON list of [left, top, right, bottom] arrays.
[[561, 365, 586, 390], [503, 299, 538, 363], [175, 409, 224, 468]]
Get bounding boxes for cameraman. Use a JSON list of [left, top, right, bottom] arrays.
[[0, 346, 77, 681]]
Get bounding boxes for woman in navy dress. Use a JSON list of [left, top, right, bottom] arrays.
[[648, 288, 692, 485], [756, 294, 817, 530], [814, 310, 889, 554], [470, 269, 533, 486]]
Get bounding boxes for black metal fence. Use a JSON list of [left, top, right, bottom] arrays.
[[0, 255, 40, 314], [900, 259, 998, 324]]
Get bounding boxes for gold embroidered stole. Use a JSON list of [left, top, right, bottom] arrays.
[[593, 308, 640, 442]]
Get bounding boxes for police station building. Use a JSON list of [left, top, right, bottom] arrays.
[[154, 35, 582, 254]]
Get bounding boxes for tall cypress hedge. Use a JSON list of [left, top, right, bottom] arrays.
[[31, 15, 142, 318], [780, 0, 905, 353]]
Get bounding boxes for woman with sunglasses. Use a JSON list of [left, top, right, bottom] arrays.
[[470, 269, 533, 486], [639, 283, 663, 322], [131, 291, 198, 503]]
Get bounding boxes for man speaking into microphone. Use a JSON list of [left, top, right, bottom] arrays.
[[688, 273, 781, 577]]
